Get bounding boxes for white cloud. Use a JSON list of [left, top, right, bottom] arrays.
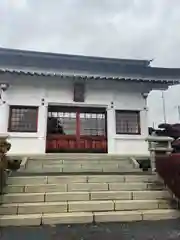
[[1, 0, 180, 126]]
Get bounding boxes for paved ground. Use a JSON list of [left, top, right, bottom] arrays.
[[1, 220, 180, 239]]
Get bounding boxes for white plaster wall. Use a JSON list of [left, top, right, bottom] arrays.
[[114, 137, 148, 156], [113, 90, 149, 155], [0, 75, 150, 156]]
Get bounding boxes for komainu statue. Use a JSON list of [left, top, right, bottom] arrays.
[[0, 135, 21, 194]]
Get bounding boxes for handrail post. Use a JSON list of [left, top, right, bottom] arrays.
[[146, 136, 173, 173]]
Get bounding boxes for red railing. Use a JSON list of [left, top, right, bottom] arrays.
[[46, 134, 107, 153], [156, 153, 180, 199]]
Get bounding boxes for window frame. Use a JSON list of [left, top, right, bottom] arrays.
[[115, 110, 141, 135], [8, 105, 39, 133]]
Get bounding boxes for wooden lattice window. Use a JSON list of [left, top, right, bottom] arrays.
[[80, 112, 106, 136], [47, 110, 76, 135], [8, 106, 38, 132], [115, 110, 141, 135]]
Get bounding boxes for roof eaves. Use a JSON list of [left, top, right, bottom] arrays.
[[0, 68, 179, 85]]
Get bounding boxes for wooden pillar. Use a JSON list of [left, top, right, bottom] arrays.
[[0, 103, 9, 134], [107, 106, 115, 154]]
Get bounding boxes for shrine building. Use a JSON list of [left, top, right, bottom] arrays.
[[0, 48, 180, 156]]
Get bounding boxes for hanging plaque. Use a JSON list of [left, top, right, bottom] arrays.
[[73, 82, 85, 102]]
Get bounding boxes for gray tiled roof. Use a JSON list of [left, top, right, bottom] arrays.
[[0, 48, 180, 84], [0, 68, 178, 84]]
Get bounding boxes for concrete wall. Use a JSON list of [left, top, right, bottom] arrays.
[[0, 75, 150, 155]]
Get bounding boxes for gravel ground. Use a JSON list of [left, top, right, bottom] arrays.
[[1, 220, 180, 240]]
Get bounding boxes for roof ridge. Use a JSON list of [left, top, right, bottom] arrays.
[[0, 47, 150, 66]]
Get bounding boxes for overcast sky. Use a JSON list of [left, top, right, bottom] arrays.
[[1, 0, 180, 127]]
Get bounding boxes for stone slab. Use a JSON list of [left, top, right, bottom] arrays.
[[79, 168, 103, 172], [47, 176, 87, 183], [42, 212, 93, 225], [132, 191, 171, 200], [63, 160, 99, 164], [87, 176, 124, 183], [68, 183, 108, 191], [94, 211, 142, 223], [115, 200, 159, 211], [68, 200, 114, 212], [0, 214, 42, 226], [7, 176, 48, 185], [45, 192, 89, 202], [158, 200, 175, 209], [26, 165, 43, 170], [43, 164, 82, 168], [147, 183, 165, 190], [2, 193, 45, 204], [25, 184, 67, 193], [109, 183, 148, 191], [142, 209, 180, 221], [41, 167, 63, 172], [81, 164, 103, 169], [90, 191, 131, 200], [62, 167, 82, 172], [18, 202, 67, 214], [0, 204, 18, 215], [102, 168, 124, 172], [4, 185, 25, 193], [124, 175, 158, 183]]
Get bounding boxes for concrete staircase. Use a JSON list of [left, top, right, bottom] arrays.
[[1, 155, 180, 226]]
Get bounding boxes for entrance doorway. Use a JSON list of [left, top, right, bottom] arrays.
[[46, 106, 107, 153]]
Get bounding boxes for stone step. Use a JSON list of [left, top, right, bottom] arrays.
[[27, 162, 133, 167], [28, 154, 129, 161], [0, 200, 175, 215], [2, 190, 171, 204], [7, 174, 159, 185], [26, 160, 137, 173], [27, 160, 132, 166], [0, 214, 42, 226], [27, 164, 133, 169], [67, 199, 173, 213], [1, 209, 180, 226], [24, 167, 139, 173], [4, 182, 165, 194], [93, 209, 180, 223]]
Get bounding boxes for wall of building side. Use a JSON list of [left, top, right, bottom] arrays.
[[0, 75, 149, 156]]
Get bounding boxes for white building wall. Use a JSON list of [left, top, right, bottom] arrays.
[[0, 75, 149, 156]]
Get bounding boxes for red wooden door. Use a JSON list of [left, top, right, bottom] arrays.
[[46, 106, 107, 153]]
